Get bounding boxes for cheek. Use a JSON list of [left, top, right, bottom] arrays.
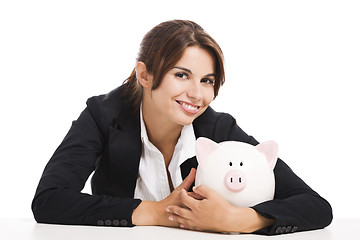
[[203, 88, 215, 105], [151, 81, 174, 103], [195, 89, 214, 117]]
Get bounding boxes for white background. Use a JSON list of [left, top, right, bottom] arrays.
[[1, 0, 359, 219]]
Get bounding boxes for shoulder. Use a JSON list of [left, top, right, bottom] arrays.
[[84, 84, 134, 129], [87, 84, 129, 108]]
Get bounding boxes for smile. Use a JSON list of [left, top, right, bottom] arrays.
[[176, 100, 201, 114]]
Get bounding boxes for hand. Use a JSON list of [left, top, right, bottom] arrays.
[[166, 185, 236, 232], [166, 185, 274, 233], [132, 168, 196, 227]]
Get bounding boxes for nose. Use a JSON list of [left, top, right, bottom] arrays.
[[224, 170, 247, 192], [186, 80, 202, 101]]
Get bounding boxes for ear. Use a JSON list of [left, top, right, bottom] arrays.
[[255, 141, 278, 170], [196, 137, 219, 166], [135, 61, 153, 89]]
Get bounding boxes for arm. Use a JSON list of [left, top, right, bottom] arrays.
[[32, 98, 141, 226], [167, 154, 331, 234]]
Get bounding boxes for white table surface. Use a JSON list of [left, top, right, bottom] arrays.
[[1, 218, 359, 240]]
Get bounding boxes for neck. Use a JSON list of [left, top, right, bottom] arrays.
[[142, 102, 183, 153]]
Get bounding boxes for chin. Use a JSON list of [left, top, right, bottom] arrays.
[[173, 114, 197, 126], [176, 118, 195, 126]]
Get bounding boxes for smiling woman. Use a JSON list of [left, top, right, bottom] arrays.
[[123, 20, 225, 112], [31, 20, 332, 235]]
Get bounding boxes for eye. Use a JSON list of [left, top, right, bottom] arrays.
[[175, 72, 189, 79], [201, 78, 215, 85], [229, 162, 233, 166], [240, 162, 243, 166]]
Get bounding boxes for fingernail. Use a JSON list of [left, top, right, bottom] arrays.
[[180, 224, 185, 228], [169, 216, 174, 221], [166, 207, 170, 212]]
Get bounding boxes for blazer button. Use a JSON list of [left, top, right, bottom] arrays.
[[120, 219, 128, 226], [275, 226, 282, 234], [105, 219, 112, 226], [97, 220, 104, 226], [286, 226, 292, 233], [291, 226, 298, 232], [113, 220, 120, 226]]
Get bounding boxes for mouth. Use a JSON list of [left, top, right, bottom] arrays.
[[176, 100, 201, 114]]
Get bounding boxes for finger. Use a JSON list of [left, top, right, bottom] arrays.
[[192, 185, 216, 199], [177, 168, 196, 191], [169, 215, 204, 232], [180, 189, 200, 210], [187, 192, 205, 200], [166, 205, 192, 220], [168, 214, 189, 228]]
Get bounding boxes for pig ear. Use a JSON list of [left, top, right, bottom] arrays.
[[256, 141, 278, 170], [196, 137, 219, 166]]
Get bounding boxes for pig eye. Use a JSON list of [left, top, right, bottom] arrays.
[[229, 162, 233, 166], [240, 162, 243, 166]]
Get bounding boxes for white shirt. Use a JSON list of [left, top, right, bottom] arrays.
[[133, 106, 196, 201]]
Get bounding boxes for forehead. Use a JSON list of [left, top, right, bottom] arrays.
[[174, 46, 215, 74]]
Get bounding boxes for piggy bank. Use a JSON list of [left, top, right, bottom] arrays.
[[195, 137, 278, 207]]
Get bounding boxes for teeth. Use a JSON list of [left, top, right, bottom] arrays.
[[181, 102, 199, 111]]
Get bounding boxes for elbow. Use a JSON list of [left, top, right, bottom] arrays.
[[31, 189, 58, 224], [31, 192, 48, 223], [322, 198, 333, 228], [311, 194, 333, 229]]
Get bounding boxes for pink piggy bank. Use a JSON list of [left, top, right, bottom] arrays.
[[195, 137, 278, 207]]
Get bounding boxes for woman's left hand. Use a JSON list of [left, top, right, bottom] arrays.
[[166, 185, 274, 233]]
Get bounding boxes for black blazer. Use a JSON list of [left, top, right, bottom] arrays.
[[32, 85, 332, 235]]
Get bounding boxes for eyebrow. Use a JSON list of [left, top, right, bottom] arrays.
[[173, 66, 216, 77]]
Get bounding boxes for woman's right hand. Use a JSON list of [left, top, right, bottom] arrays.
[[131, 168, 196, 227]]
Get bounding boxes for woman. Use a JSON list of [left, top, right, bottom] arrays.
[[32, 20, 332, 235]]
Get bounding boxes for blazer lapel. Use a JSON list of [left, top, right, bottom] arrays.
[[180, 156, 198, 180]]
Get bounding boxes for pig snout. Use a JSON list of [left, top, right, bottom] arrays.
[[224, 170, 247, 192]]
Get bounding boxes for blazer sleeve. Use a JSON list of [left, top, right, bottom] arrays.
[[224, 114, 333, 235], [31, 97, 142, 227]]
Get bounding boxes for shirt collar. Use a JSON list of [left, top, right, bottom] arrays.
[[140, 104, 150, 145]]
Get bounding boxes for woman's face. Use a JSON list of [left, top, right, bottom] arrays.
[[148, 46, 216, 126]]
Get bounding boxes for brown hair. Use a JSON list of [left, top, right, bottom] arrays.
[[123, 20, 225, 109]]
